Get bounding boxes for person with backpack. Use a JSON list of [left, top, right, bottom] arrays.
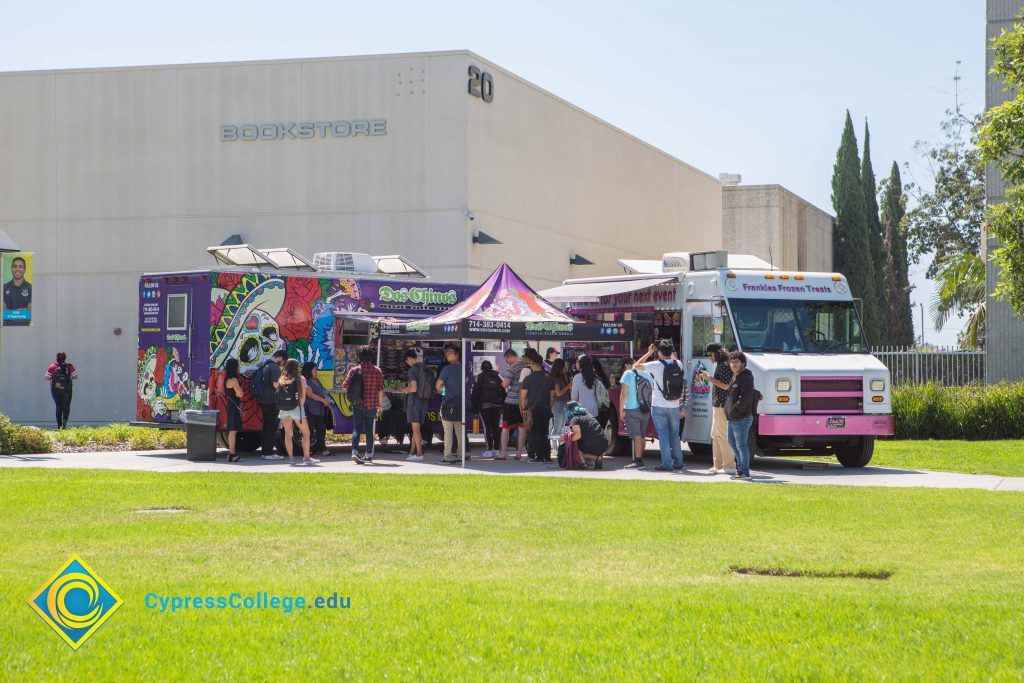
[[698, 343, 737, 475], [342, 345, 384, 465], [618, 357, 654, 469], [273, 358, 317, 466], [253, 350, 286, 460], [565, 401, 609, 470], [470, 360, 505, 458], [399, 348, 433, 462], [724, 351, 756, 481], [44, 352, 78, 429], [640, 340, 689, 472]]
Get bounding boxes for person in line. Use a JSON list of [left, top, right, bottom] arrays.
[[437, 344, 464, 464], [520, 353, 555, 463], [470, 359, 505, 458], [725, 351, 756, 481], [256, 350, 287, 460], [224, 358, 244, 462], [698, 344, 737, 475], [399, 348, 430, 462], [637, 340, 689, 472], [565, 401, 609, 470], [570, 354, 600, 419], [4, 256, 31, 311], [274, 358, 317, 466], [543, 346, 559, 373], [44, 352, 78, 429], [342, 346, 385, 465], [301, 362, 332, 458], [548, 358, 572, 449], [499, 348, 531, 460], [618, 357, 653, 469]]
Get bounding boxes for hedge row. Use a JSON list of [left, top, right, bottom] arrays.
[[893, 382, 1024, 440], [0, 417, 188, 454]]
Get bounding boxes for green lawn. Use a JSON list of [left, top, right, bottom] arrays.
[[1, 470, 1022, 680], [802, 440, 1024, 478]]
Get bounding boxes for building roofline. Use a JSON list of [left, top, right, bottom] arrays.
[[723, 183, 834, 219], [0, 48, 720, 183]]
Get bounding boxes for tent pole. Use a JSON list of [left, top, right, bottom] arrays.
[[460, 337, 466, 468], [372, 333, 382, 458]]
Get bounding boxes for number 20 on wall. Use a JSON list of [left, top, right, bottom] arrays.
[[467, 66, 494, 103]]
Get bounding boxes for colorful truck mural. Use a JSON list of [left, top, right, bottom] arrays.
[[136, 269, 474, 441]]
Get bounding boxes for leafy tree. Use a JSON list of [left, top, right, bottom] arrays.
[[903, 105, 984, 279], [929, 252, 985, 349], [831, 111, 880, 343], [879, 162, 916, 346], [979, 15, 1024, 315], [861, 121, 885, 338]]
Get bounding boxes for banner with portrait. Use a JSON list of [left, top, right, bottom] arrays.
[[2, 252, 34, 326]]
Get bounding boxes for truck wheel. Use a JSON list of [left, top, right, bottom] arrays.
[[603, 413, 629, 456], [235, 431, 261, 452], [835, 437, 874, 468], [687, 441, 713, 456]]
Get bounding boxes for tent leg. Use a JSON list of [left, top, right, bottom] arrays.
[[370, 336, 382, 459], [461, 338, 466, 468]]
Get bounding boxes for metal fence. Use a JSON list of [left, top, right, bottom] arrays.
[[871, 346, 985, 386]]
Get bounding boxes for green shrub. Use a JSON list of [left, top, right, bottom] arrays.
[[893, 382, 1024, 440], [0, 415, 54, 454], [157, 430, 187, 449]]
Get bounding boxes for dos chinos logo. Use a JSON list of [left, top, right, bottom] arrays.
[[28, 555, 123, 650]]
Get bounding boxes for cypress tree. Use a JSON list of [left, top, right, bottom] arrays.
[[861, 121, 885, 341], [831, 111, 879, 344], [880, 162, 915, 346]]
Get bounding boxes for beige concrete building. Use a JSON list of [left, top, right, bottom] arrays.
[[0, 50, 729, 424], [721, 181, 833, 273]]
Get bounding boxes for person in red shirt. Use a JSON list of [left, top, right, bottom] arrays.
[[342, 345, 384, 464], [44, 352, 79, 429]]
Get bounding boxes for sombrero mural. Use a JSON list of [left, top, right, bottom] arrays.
[[210, 274, 287, 377]]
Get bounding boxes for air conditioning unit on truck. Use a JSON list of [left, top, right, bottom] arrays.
[[541, 250, 893, 467]]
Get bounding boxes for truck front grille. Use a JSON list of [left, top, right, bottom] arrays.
[[800, 376, 863, 414]]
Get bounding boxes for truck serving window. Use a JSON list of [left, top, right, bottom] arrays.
[[727, 299, 868, 354]]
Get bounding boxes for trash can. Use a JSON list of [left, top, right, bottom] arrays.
[[182, 409, 220, 462]]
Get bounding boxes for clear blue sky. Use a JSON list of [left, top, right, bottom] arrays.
[[0, 0, 985, 345]]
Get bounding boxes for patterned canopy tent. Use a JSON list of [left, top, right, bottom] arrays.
[[374, 263, 632, 467], [377, 263, 632, 341]]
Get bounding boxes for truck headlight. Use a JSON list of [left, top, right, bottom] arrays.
[[870, 379, 885, 392], [775, 378, 792, 392]]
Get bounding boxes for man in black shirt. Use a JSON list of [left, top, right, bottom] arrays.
[[3, 256, 31, 315], [520, 355, 555, 462], [258, 351, 287, 460]]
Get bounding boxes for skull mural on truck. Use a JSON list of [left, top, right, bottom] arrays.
[[210, 275, 287, 377]]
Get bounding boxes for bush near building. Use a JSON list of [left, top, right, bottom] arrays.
[[893, 382, 1024, 440]]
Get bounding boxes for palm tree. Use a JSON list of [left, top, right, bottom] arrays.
[[930, 252, 985, 349]]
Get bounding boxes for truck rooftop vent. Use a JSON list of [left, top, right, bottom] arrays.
[[313, 252, 378, 274]]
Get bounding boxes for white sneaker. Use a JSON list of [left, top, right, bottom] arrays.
[[482, 450, 495, 458], [406, 455, 424, 462], [262, 454, 285, 460], [723, 468, 737, 475], [307, 458, 320, 465]]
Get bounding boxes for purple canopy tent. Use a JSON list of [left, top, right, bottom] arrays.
[[376, 264, 634, 466]]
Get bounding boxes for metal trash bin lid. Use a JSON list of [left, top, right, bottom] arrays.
[[180, 409, 220, 425]]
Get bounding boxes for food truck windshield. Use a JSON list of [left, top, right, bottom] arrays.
[[728, 298, 869, 354]]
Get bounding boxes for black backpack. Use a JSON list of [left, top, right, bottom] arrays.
[[633, 371, 653, 414], [347, 368, 364, 407], [657, 360, 685, 401], [415, 365, 435, 401], [275, 378, 299, 411], [252, 361, 272, 403], [480, 372, 506, 405], [51, 363, 72, 395]]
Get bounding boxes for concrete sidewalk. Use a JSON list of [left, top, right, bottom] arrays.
[[2, 446, 1023, 491]]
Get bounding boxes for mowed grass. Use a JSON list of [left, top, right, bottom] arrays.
[[1, 470, 1022, 681], [798, 439, 1024, 478]]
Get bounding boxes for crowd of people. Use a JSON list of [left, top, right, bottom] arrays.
[[221, 338, 759, 479]]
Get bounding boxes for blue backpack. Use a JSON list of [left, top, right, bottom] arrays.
[[251, 361, 273, 403]]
